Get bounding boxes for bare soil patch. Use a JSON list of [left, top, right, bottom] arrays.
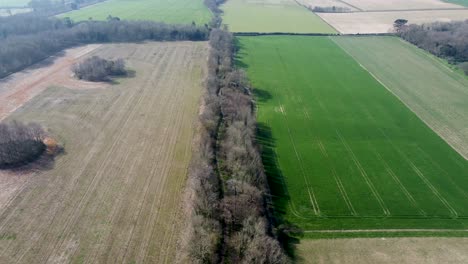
[[298, 237, 468, 264], [0, 44, 105, 121]]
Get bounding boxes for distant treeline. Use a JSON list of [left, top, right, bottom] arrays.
[[399, 20, 468, 74], [0, 16, 209, 79], [0, 15, 72, 38], [184, 29, 289, 263]]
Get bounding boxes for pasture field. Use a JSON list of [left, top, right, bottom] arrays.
[[0, 41, 208, 263], [442, 0, 468, 7], [297, 237, 468, 263], [221, 0, 336, 33], [333, 36, 468, 160], [237, 36, 468, 233], [338, 0, 463, 11], [59, 0, 212, 25], [318, 9, 468, 33]]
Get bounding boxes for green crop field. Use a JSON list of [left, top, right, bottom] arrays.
[[238, 36, 468, 235], [442, 0, 468, 7], [333, 36, 468, 160], [59, 0, 212, 24], [221, 0, 336, 33]]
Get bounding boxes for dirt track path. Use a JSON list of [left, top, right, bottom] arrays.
[[0, 44, 103, 121]]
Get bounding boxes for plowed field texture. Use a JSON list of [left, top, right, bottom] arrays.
[[0, 41, 208, 263], [237, 36, 468, 237]]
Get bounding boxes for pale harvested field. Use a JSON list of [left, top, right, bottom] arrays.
[[319, 9, 468, 33], [298, 237, 468, 264], [0, 41, 208, 263], [340, 0, 464, 11]]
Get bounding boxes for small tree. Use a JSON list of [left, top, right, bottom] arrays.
[[0, 121, 47, 169], [394, 19, 408, 32]]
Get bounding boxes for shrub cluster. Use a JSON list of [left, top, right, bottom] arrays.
[[0, 18, 209, 79], [185, 29, 288, 264], [398, 20, 468, 73], [0, 121, 46, 169], [72, 56, 126, 81]]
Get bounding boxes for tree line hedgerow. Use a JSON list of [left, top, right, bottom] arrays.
[[183, 29, 289, 264]]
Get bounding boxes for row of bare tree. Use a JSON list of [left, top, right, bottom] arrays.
[[0, 121, 46, 169], [184, 29, 288, 263]]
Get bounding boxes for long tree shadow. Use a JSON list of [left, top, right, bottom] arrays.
[[257, 122, 303, 261], [235, 38, 303, 260]]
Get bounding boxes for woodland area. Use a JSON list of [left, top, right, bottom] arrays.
[[398, 20, 468, 74]]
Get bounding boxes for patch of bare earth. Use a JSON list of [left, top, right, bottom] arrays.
[[298, 237, 468, 264], [0, 41, 208, 263], [0, 44, 105, 121]]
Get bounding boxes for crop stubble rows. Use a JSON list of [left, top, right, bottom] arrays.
[[0, 41, 207, 263]]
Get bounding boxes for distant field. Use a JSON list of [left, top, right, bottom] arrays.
[[334, 36, 468, 160], [298, 237, 468, 263], [0, 41, 207, 263], [442, 0, 468, 7], [238, 36, 468, 233], [0, 0, 29, 7], [59, 0, 212, 24], [339, 0, 463, 11], [318, 9, 468, 33], [221, 0, 336, 33]]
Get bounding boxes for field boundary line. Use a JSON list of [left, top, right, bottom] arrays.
[[334, 0, 363, 11], [331, 36, 468, 161], [336, 130, 390, 216]]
